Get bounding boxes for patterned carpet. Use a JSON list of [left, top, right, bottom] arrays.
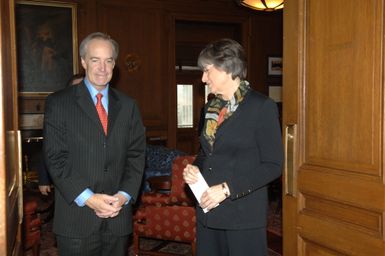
[[24, 197, 282, 256], [24, 220, 193, 256], [25, 220, 281, 256]]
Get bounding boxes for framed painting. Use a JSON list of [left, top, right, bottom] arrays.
[[267, 56, 282, 76], [16, 0, 78, 95]]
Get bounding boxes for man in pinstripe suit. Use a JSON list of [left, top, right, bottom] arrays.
[[43, 32, 146, 256]]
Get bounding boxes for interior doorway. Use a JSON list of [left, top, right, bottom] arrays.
[[174, 20, 242, 155], [175, 71, 205, 155]]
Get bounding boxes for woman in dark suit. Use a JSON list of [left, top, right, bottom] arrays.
[[183, 38, 283, 256]]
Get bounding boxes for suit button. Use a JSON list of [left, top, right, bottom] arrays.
[[208, 167, 212, 171], [104, 169, 108, 172], [103, 142, 106, 148]]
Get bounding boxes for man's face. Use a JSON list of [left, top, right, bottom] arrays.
[[81, 39, 115, 90]]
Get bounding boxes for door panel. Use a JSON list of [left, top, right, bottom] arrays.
[[97, 1, 167, 132], [0, 0, 22, 255], [283, 0, 385, 255], [305, 0, 381, 176]]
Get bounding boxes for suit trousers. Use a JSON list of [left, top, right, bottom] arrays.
[[56, 220, 129, 256], [196, 221, 267, 256]]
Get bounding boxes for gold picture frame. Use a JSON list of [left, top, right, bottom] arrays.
[[16, 0, 78, 96]]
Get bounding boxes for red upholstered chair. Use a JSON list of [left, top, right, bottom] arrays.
[[23, 197, 41, 256], [133, 155, 196, 255]]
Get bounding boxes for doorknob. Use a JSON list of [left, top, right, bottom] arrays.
[[284, 124, 297, 197]]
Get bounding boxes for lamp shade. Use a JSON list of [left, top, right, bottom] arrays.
[[237, 0, 284, 11]]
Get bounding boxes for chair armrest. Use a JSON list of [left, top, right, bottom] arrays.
[[147, 175, 171, 192]]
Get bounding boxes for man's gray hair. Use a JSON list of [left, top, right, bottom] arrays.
[[79, 32, 119, 60]]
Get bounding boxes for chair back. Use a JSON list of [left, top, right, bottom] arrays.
[[169, 155, 196, 206]]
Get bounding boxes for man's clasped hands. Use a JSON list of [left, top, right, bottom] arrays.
[[85, 193, 128, 218]]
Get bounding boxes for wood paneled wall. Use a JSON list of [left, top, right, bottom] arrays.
[[20, 0, 283, 148]]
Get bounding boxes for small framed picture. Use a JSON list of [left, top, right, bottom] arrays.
[[268, 57, 282, 76]]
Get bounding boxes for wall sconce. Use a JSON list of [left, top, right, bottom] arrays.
[[236, 0, 284, 11], [124, 53, 141, 73]]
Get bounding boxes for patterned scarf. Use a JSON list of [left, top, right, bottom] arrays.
[[203, 80, 250, 148]]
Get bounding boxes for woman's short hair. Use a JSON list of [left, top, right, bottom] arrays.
[[197, 38, 247, 80], [79, 32, 119, 60]]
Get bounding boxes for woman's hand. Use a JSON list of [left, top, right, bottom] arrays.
[[183, 164, 200, 184], [200, 183, 228, 211]]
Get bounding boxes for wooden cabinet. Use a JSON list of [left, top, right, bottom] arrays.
[[19, 94, 47, 130], [19, 95, 46, 114]]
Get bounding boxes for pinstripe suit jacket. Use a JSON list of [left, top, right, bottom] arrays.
[[194, 89, 283, 230], [43, 82, 146, 237]]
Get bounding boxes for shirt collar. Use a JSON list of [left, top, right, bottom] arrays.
[[84, 78, 109, 99]]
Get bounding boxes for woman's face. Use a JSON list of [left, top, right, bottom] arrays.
[[201, 64, 233, 96]]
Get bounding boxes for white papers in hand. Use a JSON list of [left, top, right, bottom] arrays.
[[188, 172, 211, 213]]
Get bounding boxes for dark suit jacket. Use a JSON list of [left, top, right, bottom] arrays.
[[37, 153, 51, 185], [194, 89, 283, 230], [43, 82, 146, 237]]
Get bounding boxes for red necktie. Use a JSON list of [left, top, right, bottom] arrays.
[[96, 93, 108, 134]]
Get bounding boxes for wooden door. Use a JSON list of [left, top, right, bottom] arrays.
[[283, 0, 385, 255], [176, 71, 205, 155], [0, 0, 23, 255]]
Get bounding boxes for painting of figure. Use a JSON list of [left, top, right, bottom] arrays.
[[16, 1, 78, 93]]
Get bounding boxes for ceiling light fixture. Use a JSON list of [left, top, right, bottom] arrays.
[[236, 0, 284, 11]]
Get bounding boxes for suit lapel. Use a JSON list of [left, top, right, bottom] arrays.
[[75, 82, 106, 135], [76, 84, 122, 136], [215, 103, 242, 140], [213, 94, 249, 148], [107, 89, 122, 136], [200, 112, 239, 153]]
